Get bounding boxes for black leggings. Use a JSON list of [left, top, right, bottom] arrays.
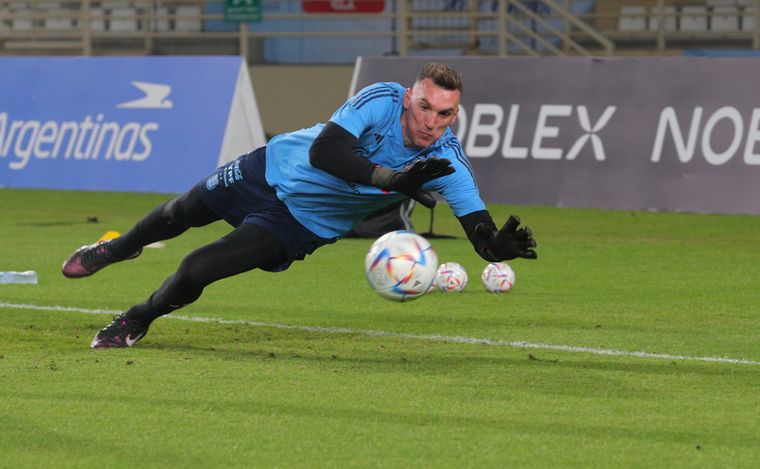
[[111, 185, 287, 326]]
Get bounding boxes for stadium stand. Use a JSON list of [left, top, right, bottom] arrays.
[[740, 0, 758, 31], [710, 3, 740, 31], [648, 5, 677, 32], [109, 4, 140, 32], [618, 5, 647, 31], [679, 5, 708, 32], [174, 4, 201, 32], [0, 0, 758, 61]]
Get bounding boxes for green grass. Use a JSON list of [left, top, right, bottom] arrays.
[[2, 188, 760, 467]]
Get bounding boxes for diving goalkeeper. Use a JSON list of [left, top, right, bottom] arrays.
[[61, 62, 538, 348]]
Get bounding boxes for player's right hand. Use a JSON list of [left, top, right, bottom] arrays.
[[371, 157, 454, 196]]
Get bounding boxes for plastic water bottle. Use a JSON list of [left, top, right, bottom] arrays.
[[0, 271, 38, 284]]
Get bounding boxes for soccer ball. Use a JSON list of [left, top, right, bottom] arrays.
[[364, 231, 438, 301], [481, 262, 516, 293], [435, 262, 468, 292]]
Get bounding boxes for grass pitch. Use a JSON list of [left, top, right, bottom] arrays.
[[2, 188, 760, 467]]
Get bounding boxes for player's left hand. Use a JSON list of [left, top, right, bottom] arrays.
[[474, 215, 537, 261]]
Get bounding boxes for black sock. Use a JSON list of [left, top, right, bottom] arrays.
[[110, 187, 218, 259]]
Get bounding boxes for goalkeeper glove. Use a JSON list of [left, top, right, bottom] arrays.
[[371, 158, 454, 198], [474, 215, 538, 261]]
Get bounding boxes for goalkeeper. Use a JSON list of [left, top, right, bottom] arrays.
[[61, 62, 538, 349]]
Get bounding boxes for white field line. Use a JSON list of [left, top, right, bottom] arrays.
[[2, 301, 759, 366]]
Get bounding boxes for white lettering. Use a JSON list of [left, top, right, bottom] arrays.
[[2, 120, 24, 156], [651, 107, 703, 163], [701, 107, 743, 166], [0, 113, 6, 157], [115, 123, 140, 161], [74, 115, 94, 159], [34, 121, 58, 158], [96, 122, 120, 160], [0, 112, 157, 170], [743, 109, 760, 165], [132, 123, 158, 161], [651, 106, 760, 165], [565, 106, 617, 161], [11, 121, 40, 169], [532, 105, 572, 160], [54, 121, 79, 159], [501, 105, 528, 159], [465, 104, 503, 158], [457, 104, 616, 161]]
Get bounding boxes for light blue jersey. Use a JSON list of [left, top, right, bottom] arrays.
[[265, 82, 486, 239]]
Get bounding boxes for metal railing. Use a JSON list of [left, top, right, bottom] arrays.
[[0, 0, 758, 60], [589, 0, 760, 50]]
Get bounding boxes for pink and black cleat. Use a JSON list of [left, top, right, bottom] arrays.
[[91, 314, 149, 349], [62, 241, 142, 278]]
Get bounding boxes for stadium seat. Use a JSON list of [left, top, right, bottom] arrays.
[[153, 5, 171, 32], [90, 7, 106, 32], [619, 6, 647, 31], [711, 5, 740, 31], [9, 2, 33, 30], [741, 5, 755, 31], [40, 2, 76, 30], [110, 5, 139, 32], [649, 5, 677, 32], [43, 12, 74, 30], [174, 5, 201, 32], [680, 6, 708, 32]]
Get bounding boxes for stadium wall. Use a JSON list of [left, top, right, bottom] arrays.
[[249, 65, 354, 137]]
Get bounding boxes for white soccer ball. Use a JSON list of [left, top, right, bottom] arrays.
[[364, 231, 438, 302], [481, 262, 516, 293], [435, 262, 468, 292]]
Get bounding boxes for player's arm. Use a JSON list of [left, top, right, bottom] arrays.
[[309, 121, 375, 185], [428, 138, 537, 261], [309, 122, 450, 208], [458, 210, 538, 261]]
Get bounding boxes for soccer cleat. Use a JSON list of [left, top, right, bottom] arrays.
[[91, 314, 149, 349], [62, 241, 142, 278]]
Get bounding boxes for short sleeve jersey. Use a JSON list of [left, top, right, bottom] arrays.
[[265, 82, 486, 239]]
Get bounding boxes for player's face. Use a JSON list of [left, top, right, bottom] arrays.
[[402, 78, 460, 148]]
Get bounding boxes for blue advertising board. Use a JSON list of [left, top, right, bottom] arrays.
[[0, 56, 256, 193]]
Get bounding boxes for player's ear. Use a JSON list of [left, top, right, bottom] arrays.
[[403, 88, 412, 110], [451, 104, 461, 123]]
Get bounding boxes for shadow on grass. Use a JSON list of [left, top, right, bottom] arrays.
[[2, 386, 752, 450]]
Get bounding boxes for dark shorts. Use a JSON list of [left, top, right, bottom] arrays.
[[198, 146, 336, 272]]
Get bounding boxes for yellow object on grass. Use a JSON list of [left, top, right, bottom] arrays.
[[97, 230, 121, 242]]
